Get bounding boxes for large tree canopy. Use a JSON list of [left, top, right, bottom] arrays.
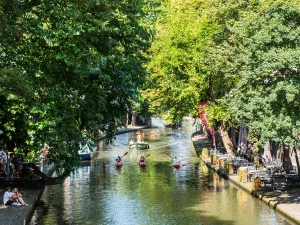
[[224, 2, 300, 148], [144, 0, 300, 151], [0, 0, 157, 182], [143, 0, 242, 124]]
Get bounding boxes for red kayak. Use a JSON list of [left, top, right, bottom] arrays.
[[115, 162, 123, 168], [139, 162, 146, 167], [172, 163, 181, 169]]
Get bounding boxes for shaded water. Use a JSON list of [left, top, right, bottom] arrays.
[[30, 119, 294, 225]]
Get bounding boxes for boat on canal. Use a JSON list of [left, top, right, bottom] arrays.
[[129, 142, 150, 150], [172, 163, 181, 169], [115, 161, 123, 168], [138, 162, 147, 167], [78, 139, 97, 161]]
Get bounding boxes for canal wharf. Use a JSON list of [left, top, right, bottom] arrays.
[[192, 131, 300, 225], [0, 125, 148, 225], [0, 163, 55, 225]]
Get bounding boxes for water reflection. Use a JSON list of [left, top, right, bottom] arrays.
[[30, 121, 294, 225]]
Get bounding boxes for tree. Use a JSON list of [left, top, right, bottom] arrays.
[[144, 0, 300, 160], [143, 0, 241, 152], [0, 0, 155, 184], [222, 1, 300, 167]]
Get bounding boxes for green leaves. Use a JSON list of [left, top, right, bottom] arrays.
[[144, 0, 239, 123], [223, 1, 300, 147], [144, 0, 300, 149], [0, 0, 156, 176]]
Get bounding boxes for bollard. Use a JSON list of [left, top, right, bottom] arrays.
[[251, 177, 262, 191], [201, 148, 209, 159], [238, 167, 248, 183], [219, 158, 225, 169], [211, 153, 218, 165], [225, 162, 234, 175]]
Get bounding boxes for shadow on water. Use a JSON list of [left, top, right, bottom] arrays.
[[30, 120, 295, 225]]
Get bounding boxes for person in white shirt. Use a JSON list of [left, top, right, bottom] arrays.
[[3, 187, 15, 206], [172, 156, 179, 164], [3, 187, 24, 206]]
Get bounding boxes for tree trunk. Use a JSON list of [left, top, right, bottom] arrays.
[[263, 141, 272, 163], [218, 129, 234, 155], [131, 111, 136, 126], [282, 146, 293, 173], [271, 141, 278, 159], [126, 113, 129, 127], [29, 163, 70, 186], [293, 148, 300, 176]]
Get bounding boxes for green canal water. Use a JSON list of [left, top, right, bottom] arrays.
[[30, 119, 294, 225]]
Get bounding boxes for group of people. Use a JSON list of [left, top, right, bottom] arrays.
[[115, 155, 178, 164], [3, 187, 27, 206]]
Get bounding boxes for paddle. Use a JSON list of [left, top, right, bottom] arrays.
[[165, 152, 173, 158], [164, 152, 187, 167], [120, 151, 128, 159]]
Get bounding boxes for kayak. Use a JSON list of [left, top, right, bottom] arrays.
[[115, 162, 123, 168], [172, 163, 181, 169], [139, 162, 146, 167]]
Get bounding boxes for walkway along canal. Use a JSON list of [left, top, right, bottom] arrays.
[[29, 119, 295, 225]]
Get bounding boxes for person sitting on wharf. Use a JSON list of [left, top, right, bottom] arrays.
[[3, 187, 18, 206], [139, 155, 145, 163], [12, 188, 27, 206], [116, 156, 122, 163]]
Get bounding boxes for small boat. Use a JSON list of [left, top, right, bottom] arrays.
[[139, 162, 146, 167], [79, 152, 91, 160], [115, 162, 123, 168], [78, 140, 97, 161], [172, 163, 181, 169], [129, 142, 150, 150]]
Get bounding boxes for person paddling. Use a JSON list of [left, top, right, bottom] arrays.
[[116, 156, 122, 163], [172, 156, 179, 164], [139, 155, 145, 163], [138, 154, 149, 168]]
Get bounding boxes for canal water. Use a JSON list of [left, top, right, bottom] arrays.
[[30, 119, 294, 225]]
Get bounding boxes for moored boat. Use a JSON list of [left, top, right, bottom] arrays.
[[129, 142, 150, 150], [139, 162, 146, 167], [79, 152, 91, 160], [78, 140, 97, 161], [115, 162, 123, 168]]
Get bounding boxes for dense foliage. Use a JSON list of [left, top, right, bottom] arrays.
[[0, 0, 157, 178], [144, 0, 300, 149]]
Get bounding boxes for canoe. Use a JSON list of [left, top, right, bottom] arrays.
[[139, 162, 146, 167], [172, 163, 181, 169], [115, 162, 123, 168]]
